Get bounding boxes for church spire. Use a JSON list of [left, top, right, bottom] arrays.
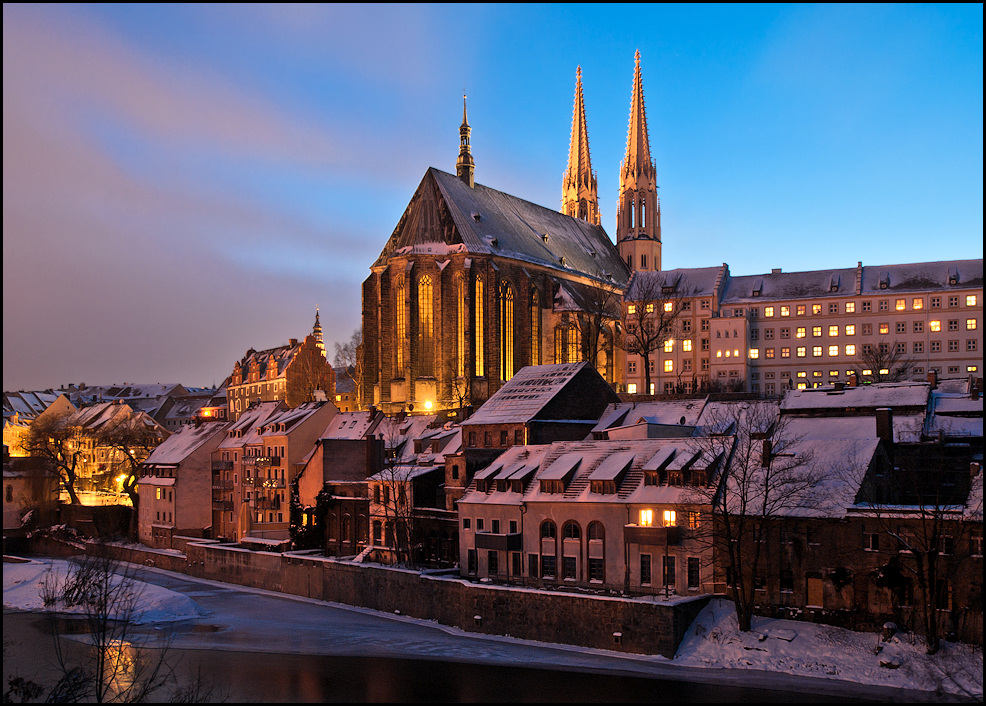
[[561, 67, 600, 226], [312, 307, 325, 356], [617, 50, 661, 272], [456, 95, 475, 188]]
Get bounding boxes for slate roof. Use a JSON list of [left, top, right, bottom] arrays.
[[380, 169, 630, 288], [142, 423, 226, 467], [462, 362, 598, 426]]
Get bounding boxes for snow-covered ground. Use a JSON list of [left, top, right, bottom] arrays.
[[4, 557, 982, 699]]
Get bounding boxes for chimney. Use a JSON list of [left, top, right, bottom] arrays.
[[290, 338, 299, 346], [875, 408, 894, 445], [847, 372, 858, 387], [926, 370, 937, 389], [973, 389, 981, 402], [761, 439, 772, 467], [833, 381, 845, 392]]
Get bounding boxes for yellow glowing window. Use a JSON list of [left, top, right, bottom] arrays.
[[895, 299, 906, 311], [845, 344, 856, 355], [781, 306, 790, 317], [662, 510, 676, 527], [845, 325, 855, 336], [846, 302, 856, 313], [828, 325, 839, 337], [930, 320, 941, 332], [967, 319, 977, 330], [967, 295, 977, 307], [665, 302, 675, 312], [797, 382, 807, 389], [828, 345, 839, 357], [627, 383, 638, 394], [797, 305, 806, 316], [765, 307, 775, 317], [879, 368, 890, 375], [797, 347, 806, 357], [812, 304, 822, 315], [642, 303, 653, 313], [639, 509, 653, 526], [716, 350, 723, 358], [913, 298, 923, 310], [796, 327, 806, 338], [813, 326, 822, 337], [683, 340, 693, 352], [968, 366, 979, 372], [862, 369, 873, 376], [734, 349, 740, 357], [830, 370, 839, 377], [879, 323, 890, 334], [664, 360, 673, 372], [797, 371, 807, 378], [664, 339, 674, 352], [749, 348, 759, 359], [628, 304, 636, 314], [813, 346, 822, 357]]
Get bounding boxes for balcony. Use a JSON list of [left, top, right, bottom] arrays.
[[245, 476, 285, 489], [212, 500, 233, 511], [474, 532, 523, 552], [212, 460, 234, 472], [211, 480, 233, 491], [624, 525, 681, 546], [254, 496, 283, 511]]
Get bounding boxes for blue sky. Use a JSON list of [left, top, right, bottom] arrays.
[[3, 4, 982, 391]]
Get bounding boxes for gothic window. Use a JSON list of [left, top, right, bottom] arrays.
[[455, 273, 466, 377], [395, 277, 406, 376], [474, 276, 485, 377], [417, 275, 434, 376], [530, 289, 540, 366], [567, 321, 579, 363], [554, 326, 565, 364], [500, 281, 515, 381]]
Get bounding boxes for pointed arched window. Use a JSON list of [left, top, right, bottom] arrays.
[[417, 274, 434, 376], [455, 272, 466, 377], [474, 276, 485, 377], [500, 282, 515, 381], [530, 289, 540, 366], [395, 276, 406, 376]]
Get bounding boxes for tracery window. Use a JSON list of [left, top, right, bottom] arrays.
[[500, 282, 515, 381], [417, 275, 434, 375], [395, 277, 406, 375], [474, 276, 485, 376], [530, 289, 540, 366]]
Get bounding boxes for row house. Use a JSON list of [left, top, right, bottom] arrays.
[[137, 421, 227, 548], [3, 391, 74, 458], [457, 437, 723, 595], [623, 259, 983, 396], [295, 409, 388, 555]]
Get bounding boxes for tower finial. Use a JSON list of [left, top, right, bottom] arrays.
[[456, 94, 475, 188], [561, 66, 600, 225]]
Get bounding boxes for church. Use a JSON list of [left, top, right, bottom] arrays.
[[360, 53, 661, 414]]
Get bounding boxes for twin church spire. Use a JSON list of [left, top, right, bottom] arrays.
[[561, 51, 661, 272]]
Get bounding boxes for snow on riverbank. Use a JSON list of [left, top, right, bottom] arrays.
[[3, 557, 204, 624], [4, 557, 981, 698]]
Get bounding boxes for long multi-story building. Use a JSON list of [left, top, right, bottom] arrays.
[[623, 259, 983, 396]]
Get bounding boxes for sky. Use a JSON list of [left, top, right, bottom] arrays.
[[3, 3, 983, 392]]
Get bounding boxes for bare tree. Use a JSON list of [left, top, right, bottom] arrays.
[[96, 413, 169, 539], [567, 285, 622, 377], [286, 335, 334, 407], [618, 274, 688, 396], [851, 442, 981, 654], [369, 424, 417, 567], [686, 402, 823, 632], [333, 327, 364, 410], [853, 341, 914, 383], [20, 410, 84, 505]]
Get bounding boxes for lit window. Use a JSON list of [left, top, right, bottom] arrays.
[[845, 344, 856, 355], [812, 304, 822, 315], [765, 306, 775, 317], [664, 360, 673, 372], [797, 382, 807, 389], [628, 304, 636, 314], [716, 350, 723, 358], [645, 303, 654, 313], [930, 320, 941, 332], [796, 327, 806, 339], [967, 319, 978, 330], [662, 510, 676, 527], [683, 340, 692, 352], [813, 346, 822, 357], [664, 339, 674, 352], [797, 371, 807, 378], [829, 325, 839, 337], [845, 302, 856, 313], [879, 368, 890, 376], [845, 325, 855, 336], [895, 299, 905, 311], [797, 347, 806, 358], [862, 369, 873, 376], [627, 383, 638, 394], [664, 302, 674, 312], [967, 295, 978, 307], [797, 305, 806, 316], [749, 348, 760, 359], [734, 349, 740, 357], [813, 326, 822, 337], [828, 345, 839, 357], [639, 509, 653, 527], [969, 366, 979, 373], [829, 370, 839, 377], [781, 347, 790, 358], [765, 348, 775, 358], [913, 298, 923, 310], [879, 323, 889, 334], [781, 306, 790, 317]]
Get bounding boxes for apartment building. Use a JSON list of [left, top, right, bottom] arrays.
[[624, 259, 983, 396]]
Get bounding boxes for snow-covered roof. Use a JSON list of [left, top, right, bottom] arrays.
[[321, 411, 381, 440], [462, 363, 594, 426], [783, 414, 925, 444], [218, 402, 283, 449], [142, 422, 226, 466], [2, 391, 62, 420], [780, 383, 931, 413], [625, 267, 723, 301], [591, 399, 708, 435]]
